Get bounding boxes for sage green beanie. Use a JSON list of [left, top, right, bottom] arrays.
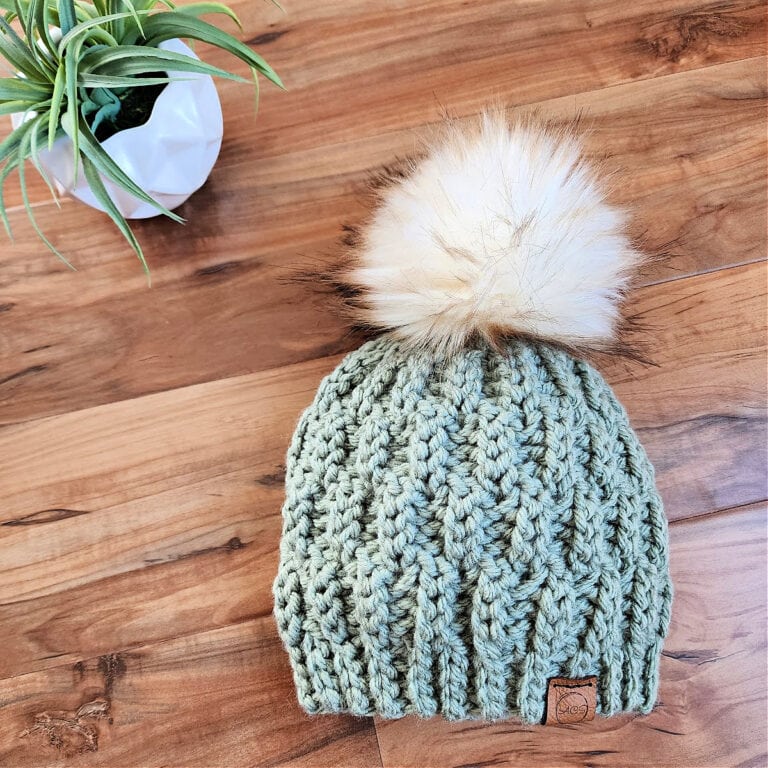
[[273, 112, 672, 724]]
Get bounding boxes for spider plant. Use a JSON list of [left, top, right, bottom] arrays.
[[0, 0, 283, 277]]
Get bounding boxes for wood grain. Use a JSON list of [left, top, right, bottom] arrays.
[[0, 356, 329, 606], [5, 0, 766, 211], [373, 504, 768, 768], [0, 55, 765, 426], [0, 1, 766, 766], [1, 504, 764, 768], [0, 617, 382, 768], [1, 262, 764, 682], [606, 261, 768, 518]]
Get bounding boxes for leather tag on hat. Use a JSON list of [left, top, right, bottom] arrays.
[[544, 676, 598, 725]]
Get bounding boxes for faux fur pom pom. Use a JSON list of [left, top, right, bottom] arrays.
[[337, 111, 645, 355]]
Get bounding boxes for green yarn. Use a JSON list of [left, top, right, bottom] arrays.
[[273, 337, 672, 723]]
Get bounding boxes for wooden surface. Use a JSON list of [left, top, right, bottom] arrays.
[[0, 0, 766, 766]]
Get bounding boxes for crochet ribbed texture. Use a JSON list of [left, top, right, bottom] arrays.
[[273, 337, 672, 723]]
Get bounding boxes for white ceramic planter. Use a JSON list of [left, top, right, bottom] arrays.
[[13, 39, 224, 219]]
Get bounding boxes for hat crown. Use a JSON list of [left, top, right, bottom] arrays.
[[274, 338, 671, 722]]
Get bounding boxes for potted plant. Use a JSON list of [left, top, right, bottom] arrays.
[[0, 0, 282, 276]]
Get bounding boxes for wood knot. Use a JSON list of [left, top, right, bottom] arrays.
[[640, 10, 751, 63], [20, 699, 110, 756]]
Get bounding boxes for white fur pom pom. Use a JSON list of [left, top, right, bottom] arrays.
[[341, 111, 643, 354]]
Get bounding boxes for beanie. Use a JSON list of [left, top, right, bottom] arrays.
[[273, 111, 672, 724]]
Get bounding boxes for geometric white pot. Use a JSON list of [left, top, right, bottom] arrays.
[[13, 39, 223, 219]]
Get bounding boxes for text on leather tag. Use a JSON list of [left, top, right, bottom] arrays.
[[544, 676, 598, 725]]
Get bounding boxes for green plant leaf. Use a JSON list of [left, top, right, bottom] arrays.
[[57, 0, 78, 36], [13, 0, 31, 43], [82, 84, 120, 133], [126, 0, 175, 11], [81, 152, 150, 280], [0, 99, 40, 114], [37, 0, 59, 57], [81, 45, 248, 82], [140, 12, 284, 88], [17, 114, 75, 267], [0, 117, 30, 165], [57, 11, 142, 50], [0, 15, 51, 81], [29, 0, 58, 58], [122, 0, 144, 37], [133, 0, 174, 10], [63, 44, 80, 171], [73, 2, 99, 20], [29, 110, 61, 204], [0, 0, 282, 276], [174, 2, 242, 28], [77, 71, 177, 87], [74, 2, 97, 22], [64, 111, 184, 223], [0, 156, 21, 238], [0, 76, 51, 100], [48, 62, 65, 148]]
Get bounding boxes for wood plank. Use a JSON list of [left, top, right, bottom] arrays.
[[0, 2, 763, 766], [4, 0, 766, 209], [1, 263, 764, 681], [1, 504, 763, 768], [373, 504, 768, 768], [0, 357, 328, 607], [0, 617, 383, 768], [605, 261, 768, 519], [0, 55, 765, 424]]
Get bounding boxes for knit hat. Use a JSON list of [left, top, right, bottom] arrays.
[[273, 112, 672, 724]]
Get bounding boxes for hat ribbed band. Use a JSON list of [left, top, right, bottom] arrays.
[[273, 338, 672, 723]]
